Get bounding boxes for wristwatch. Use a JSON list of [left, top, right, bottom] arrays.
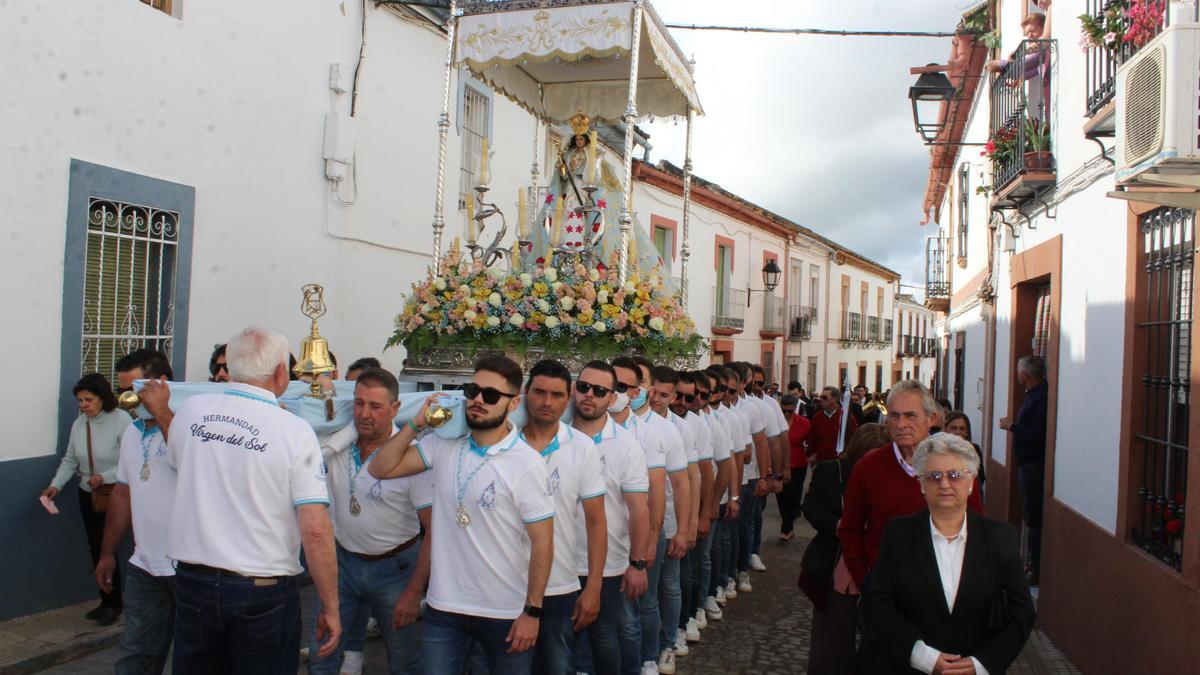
[[730, 496, 740, 502], [629, 559, 648, 571], [523, 604, 543, 618]]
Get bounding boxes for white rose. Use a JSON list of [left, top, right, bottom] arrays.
[[551, 281, 564, 292], [560, 297, 575, 311], [509, 313, 524, 326], [463, 309, 477, 321], [488, 292, 502, 307], [593, 321, 607, 333], [545, 268, 559, 283], [597, 290, 609, 304], [433, 277, 447, 291], [538, 299, 551, 313], [520, 273, 534, 287], [458, 284, 470, 294], [589, 269, 601, 282], [648, 316, 665, 331], [544, 316, 560, 329], [487, 316, 501, 327]]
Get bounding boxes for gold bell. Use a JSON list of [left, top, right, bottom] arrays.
[[294, 284, 336, 400], [425, 405, 453, 428]]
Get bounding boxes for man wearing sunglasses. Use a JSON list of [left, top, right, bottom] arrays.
[[724, 362, 770, 596], [519, 360, 608, 675], [570, 360, 650, 675], [809, 386, 859, 464], [369, 355, 555, 674], [695, 370, 733, 624], [668, 372, 710, 649], [208, 343, 229, 383], [707, 365, 748, 606], [747, 364, 790, 574]]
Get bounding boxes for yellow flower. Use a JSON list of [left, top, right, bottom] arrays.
[[532, 282, 550, 298], [577, 311, 594, 326]]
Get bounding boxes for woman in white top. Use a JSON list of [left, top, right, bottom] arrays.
[[42, 373, 131, 624]]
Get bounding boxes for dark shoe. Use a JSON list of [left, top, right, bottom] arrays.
[[1026, 571, 1040, 587], [84, 603, 105, 620], [94, 605, 122, 626]]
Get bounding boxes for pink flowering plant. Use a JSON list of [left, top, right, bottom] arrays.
[[387, 251, 705, 363], [1079, 0, 1164, 51]]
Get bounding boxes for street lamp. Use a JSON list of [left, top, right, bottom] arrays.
[[908, 65, 956, 143], [747, 258, 782, 306]]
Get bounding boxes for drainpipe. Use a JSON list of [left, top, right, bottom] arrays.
[[780, 235, 791, 386], [823, 250, 833, 387]]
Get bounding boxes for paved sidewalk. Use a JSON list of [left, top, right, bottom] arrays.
[[25, 503, 1083, 674], [0, 600, 123, 675]]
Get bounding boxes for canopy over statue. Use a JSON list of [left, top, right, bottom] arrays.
[[454, 0, 703, 123]]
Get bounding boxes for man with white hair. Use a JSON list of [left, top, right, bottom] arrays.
[[164, 327, 341, 673], [838, 380, 983, 592]]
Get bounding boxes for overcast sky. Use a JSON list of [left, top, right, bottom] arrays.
[[641, 1, 974, 290]]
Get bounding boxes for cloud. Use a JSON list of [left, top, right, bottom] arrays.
[[640, 1, 970, 284]]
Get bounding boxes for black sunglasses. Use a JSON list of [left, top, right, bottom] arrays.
[[675, 392, 697, 404], [575, 381, 613, 397], [614, 382, 635, 394], [714, 386, 728, 394], [696, 391, 710, 399], [462, 382, 518, 405]]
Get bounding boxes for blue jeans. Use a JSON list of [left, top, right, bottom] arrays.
[[117, 565, 175, 675], [309, 542, 421, 675], [172, 564, 301, 675], [656, 554, 681, 653], [708, 507, 731, 597], [638, 535, 666, 662], [752, 494, 767, 556], [533, 591, 577, 675], [681, 529, 712, 626], [422, 606, 532, 675], [574, 575, 641, 675], [737, 480, 758, 573]]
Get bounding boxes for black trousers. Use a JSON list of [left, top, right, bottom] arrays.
[[78, 487, 122, 607], [1017, 461, 1045, 573], [776, 466, 808, 535]]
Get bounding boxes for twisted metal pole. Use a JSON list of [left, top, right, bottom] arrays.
[[618, 0, 644, 285], [431, 0, 458, 267], [679, 106, 694, 306]]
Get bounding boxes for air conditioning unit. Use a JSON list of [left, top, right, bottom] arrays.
[[1115, 23, 1200, 184]]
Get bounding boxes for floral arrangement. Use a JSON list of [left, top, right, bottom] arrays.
[[1079, 0, 1164, 51], [388, 248, 706, 363], [982, 125, 1018, 165]]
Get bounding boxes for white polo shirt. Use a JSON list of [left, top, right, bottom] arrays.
[[322, 423, 433, 556], [167, 383, 330, 577], [707, 407, 735, 504], [657, 410, 691, 539], [620, 411, 667, 471], [578, 416, 649, 577], [688, 410, 714, 463], [416, 424, 554, 619], [527, 422, 606, 596], [115, 421, 175, 577], [760, 394, 790, 437], [734, 397, 766, 482]]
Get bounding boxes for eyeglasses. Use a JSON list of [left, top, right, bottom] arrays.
[[675, 392, 697, 403], [575, 381, 613, 398], [919, 469, 973, 484], [462, 383, 518, 405], [212, 362, 228, 375], [714, 386, 728, 394], [614, 382, 636, 394], [696, 391, 710, 400]]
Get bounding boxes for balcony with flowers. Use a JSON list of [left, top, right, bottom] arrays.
[[1080, 0, 1168, 133], [987, 38, 1057, 208]]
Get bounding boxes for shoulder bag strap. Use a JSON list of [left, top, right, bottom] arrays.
[[86, 419, 96, 476]]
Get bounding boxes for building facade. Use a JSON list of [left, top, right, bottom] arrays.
[[917, 2, 1200, 671]]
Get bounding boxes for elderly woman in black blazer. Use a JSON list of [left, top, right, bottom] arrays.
[[865, 433, 1035, 674]]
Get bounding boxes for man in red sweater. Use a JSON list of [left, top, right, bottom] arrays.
[[807, 386, 858, 463], [837, 380, 983, 589]]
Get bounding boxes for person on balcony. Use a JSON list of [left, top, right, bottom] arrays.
[[985, 13, 1050, 121]]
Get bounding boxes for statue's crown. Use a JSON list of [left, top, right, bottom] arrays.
[[569, 110, 591, 136]]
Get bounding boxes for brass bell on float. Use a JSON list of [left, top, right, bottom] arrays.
[[118, 389, 141, 412], [294, 283, 337, 401], [425, 405, 453, 428]]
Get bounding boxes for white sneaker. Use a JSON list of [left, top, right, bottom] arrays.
[[339, 650, 364, 675], [657, 649, 677, 674], [300, 646, 310, 661], [715, 585, 727, 605], [725, 579, 738, 599], [366, 615, 381, 635], [685, 618, 701, 642], [704, 597, 723, 620], [641, 660, 660, 675], [675, 632, 690, 655], [750, 553, 767, 572], [695, 607, 708, 629], [738, 571, 753, 593]]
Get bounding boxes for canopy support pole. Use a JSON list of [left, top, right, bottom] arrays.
[[679, 106, 694, 306], [618, 1, 644, 285], [431, 0, 458, 267]]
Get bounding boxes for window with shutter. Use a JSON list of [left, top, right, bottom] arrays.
[[458, 85, 490, 209]]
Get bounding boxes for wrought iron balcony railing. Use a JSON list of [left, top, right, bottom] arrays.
[[884, 319, 894, 343], [787, 305, 815, 340], [712, 286, 747, 332], [926, 236, 951, 301], [867, 316, 880, 342], [988, 38, 1056, 191], [762, 295, 786, 334]]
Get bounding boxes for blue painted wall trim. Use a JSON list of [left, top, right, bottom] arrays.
[[2, 159, 196, 622]]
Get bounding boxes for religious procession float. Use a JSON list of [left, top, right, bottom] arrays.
[[122, 0, 704, 434]]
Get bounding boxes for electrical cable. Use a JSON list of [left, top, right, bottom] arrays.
[[664, 24, 956, 38]]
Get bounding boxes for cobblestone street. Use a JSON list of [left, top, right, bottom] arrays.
[[36, 502, 1082, 674]]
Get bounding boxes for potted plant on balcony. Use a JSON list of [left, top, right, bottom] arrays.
[[1023, 118, 1053, 172], [1078, 0, 1128, 50], [981, 125, 1017, 169]]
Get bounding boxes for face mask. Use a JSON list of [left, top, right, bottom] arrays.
[[608, 391, 630, 414], [630, 388, 648, 411]]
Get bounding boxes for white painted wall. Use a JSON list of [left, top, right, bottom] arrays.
[[0, 0, 542, 461], [824, 260, 898, 391]]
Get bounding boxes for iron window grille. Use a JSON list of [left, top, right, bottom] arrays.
[[957, 163, 969, 264], [1132, 207, 1193, 571], [458, 85, 489, 209]]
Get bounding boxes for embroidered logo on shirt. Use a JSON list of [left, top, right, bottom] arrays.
[[599, 453, 608, 477], [478, 481, 497, 510], [367, 479, 384, 502], [316, 460, 328, 482], [546, 468, 561, 497]]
